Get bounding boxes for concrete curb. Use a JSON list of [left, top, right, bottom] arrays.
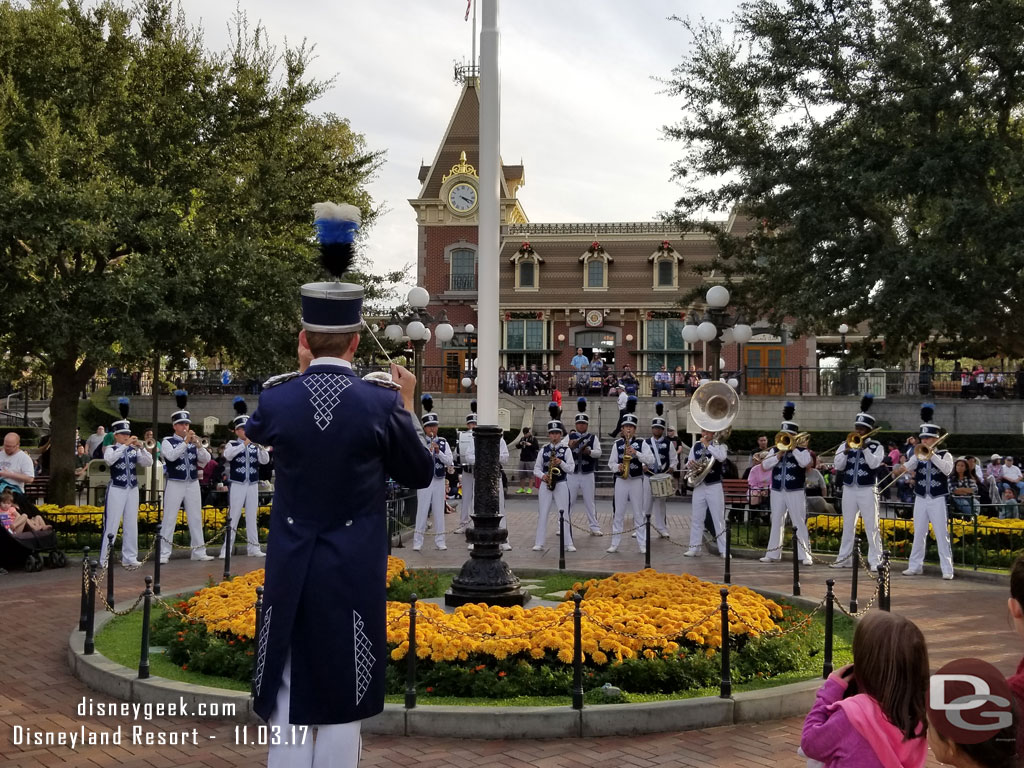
[[69, 580, 831, 738]]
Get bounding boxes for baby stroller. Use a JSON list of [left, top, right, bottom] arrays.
[[0, 485, 67, 572]]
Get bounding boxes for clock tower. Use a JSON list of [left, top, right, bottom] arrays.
[[409, 73, 528, 378]]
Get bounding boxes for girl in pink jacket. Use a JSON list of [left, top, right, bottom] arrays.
[[801, 611, 929, 767]]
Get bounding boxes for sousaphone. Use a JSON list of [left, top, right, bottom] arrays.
[[685, 381, 740, 487]]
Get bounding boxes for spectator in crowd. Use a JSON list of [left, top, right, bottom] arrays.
[[804, 453, 835, 516], [35, 434, 51, 475], [1000, 487, 1020, 520], [950, 458, 979, 517], [602, 372, 618, 396], [903, 435, 918, 458], [666, 428, 687, 496], [85, 425, 106, 458], [511, 427, 539, 494], [919, 358, 934, 395], [1005, 555, 1024, 754], [987, 454, 1005, 484], [74, 442, 90, 485], [0, 433, 34, 495], [608, 391, 633, 438], [570, 348, 590, 397], [685, 365, 700, 395], [1001, 456, 1024, 496], [652, 365, 672, 396], [801, 611, 929, 768], [746, 450, 771, 510], [965, 455, 991, 504], [673, 365, 686, 395], [895, 464, 915, 506], [589, 355, 604, 382], [0, 489, 50, 533], [515, 365, 528, 396], [620, 365, 638, 396]]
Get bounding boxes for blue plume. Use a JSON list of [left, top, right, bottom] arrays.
[[118, 398, 130, 419], [783, 401, 795, 421], [174, 390, 188, 409], [860, 393, 874, 412], [233, 397, 247, 416], [626, 396, 637, 413], [315, 218, 359, 245], [548, 401, 561, 421], [313, 202, 361, 278], [921, 402, 935, 422], [577, 397, 587, 411], [655, 401, 664, 416], [421, 394, 433, 413]]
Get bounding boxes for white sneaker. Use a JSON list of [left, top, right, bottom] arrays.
[[192, 554, 214, 562], [454, 526, 466, 534], [902, 568, 922, 576], [412, 546, 422, 552], [802, 559, 813, 566], [942, 573, 954, 580], [606, 546, 618, 554], [565, 545, 577, 553], [532, 545, 544, 551], [467, 544, 474, 550], [720, 552, 727, 559], [828, 562, 850, 569], [631, 532, 637, 538], [683, 550, 699, 558], [639, 547, 646, 555], [436, 545, 447, 551], [122, 560, 143, 568], [159, 557, 169, 564], [657, 530, 670, 539], [217, 553, 227, 560], [249, 551, 266, 558], [590, 529, 604, 536], [501, 543, 512, 551], [759, 556, 778, 563]]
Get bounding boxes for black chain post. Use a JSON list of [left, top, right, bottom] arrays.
[[406, 594, 418, 710], [823, 578, 835, 678], [84, 559, 98, 655], [153, 535, 162, 597], [558, 509, 566, 571], [572, 592, 584, 711], [251, 586, 264, 697], [850, 535, 860, 614], [792, 525, 801, 597], [881, 550, 891, 611], [223, 520, 232, 582], [724, 520, 731, 584], [719, 588, 732, 698], [139, 576, 153, 679], [106, 534, 116, 609], [644, 513, 652, 569], [79, 546, 90, 631]]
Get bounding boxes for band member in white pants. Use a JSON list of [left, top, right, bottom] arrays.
[[902, 404, 955, 580], [413, 410, 452, 551], [159, 391, 212, 563], [607, 414, 646, 554], [761, 402, 813, 565], [460, 403, 512, 551], [533, 405, 576, 551], [641, 403, 679, 540], [567, 398, 603, 536], [100, 400, 153, 566], [682, 428, 727, 557], [219, 398, 269, 558], [832, 394, 883, 570]]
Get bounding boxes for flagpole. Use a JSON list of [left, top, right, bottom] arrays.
[[477, 0, 499, 427], [471, 0, 477, 69]]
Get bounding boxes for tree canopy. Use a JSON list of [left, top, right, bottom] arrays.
[[0, 0, 393, 501], [663, 0, 1024, 359]]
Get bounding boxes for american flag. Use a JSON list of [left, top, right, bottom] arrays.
[[465, 0, 471, 21]]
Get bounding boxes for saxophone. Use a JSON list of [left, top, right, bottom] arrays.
[[545, 454, 564, 491], [620, 443, 635, 479]]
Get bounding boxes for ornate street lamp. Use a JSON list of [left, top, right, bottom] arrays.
[[383, 287, 453, 417], [461, 323, 477, 392], [681, 287, 752, 383]]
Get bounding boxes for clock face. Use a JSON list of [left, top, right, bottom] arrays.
[[448, 182, 477, 213]]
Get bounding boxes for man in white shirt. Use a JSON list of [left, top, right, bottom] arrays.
[[1001, 456, 1024, 496], [85, 426, 106, 458], [0, 432, 35, 493]]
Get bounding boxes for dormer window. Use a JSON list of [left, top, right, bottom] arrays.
[[649, 241, 683, 290], [579, 241, 611, 291], [510, 241, 542, 292]]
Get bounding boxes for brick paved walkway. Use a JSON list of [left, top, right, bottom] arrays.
[[0, 497, 1016, 767]]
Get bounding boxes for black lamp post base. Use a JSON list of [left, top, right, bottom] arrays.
[[444, 425, 530, 608]]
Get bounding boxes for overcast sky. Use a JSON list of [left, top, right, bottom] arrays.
[[175, 0, 740, 288]]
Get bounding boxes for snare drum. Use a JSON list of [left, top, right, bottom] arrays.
[[649, 472, 676, 498]]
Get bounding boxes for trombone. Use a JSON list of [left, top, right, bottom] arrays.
[[875, 433, 950, 495], [817, 427, 882, 461], [774, 431, 810, 452]]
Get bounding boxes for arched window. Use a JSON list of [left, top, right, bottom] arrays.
[[449, 248, 476, 291], [649, 242, 682, 290], [510, 243, 542, 292], [579, 243, 611, 291]]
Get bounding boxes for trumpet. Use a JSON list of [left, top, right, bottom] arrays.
[[143, 437, 156, 450], [187, 430, 210, 449], [774, 431, 811, 452]]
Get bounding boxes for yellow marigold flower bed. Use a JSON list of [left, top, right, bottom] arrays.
[[386, 570, 782, 666], [37, 503, 270, 527], [184, 556, 410, 639]]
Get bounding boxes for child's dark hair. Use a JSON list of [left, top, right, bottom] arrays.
[[949, 714, 1018, 768], [0, 490, 13, 503], [1011, 555, 1024, 607], [852, 612, 929, 740]]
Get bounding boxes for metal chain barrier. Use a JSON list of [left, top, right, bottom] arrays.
[[727, 598, 827, 639], [831, 581, 882, 619]]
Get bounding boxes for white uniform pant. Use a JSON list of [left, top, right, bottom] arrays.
[[160, 480, 207, 559], [642, 478, 671, 537], [765, 489, 811, 561], [220, 482, 263, 557], [459, 472, 475, 526], [908, 494, 953, 576], [535, 481, 574, 548], [267, 651, 361, 768], [413, 477, 447, 549], [611, 477, 645, 551], [837, 485, 881, 568], [567, 473, 600, 531], [100, 485, 139, 565], [689, 482, 726, 553]]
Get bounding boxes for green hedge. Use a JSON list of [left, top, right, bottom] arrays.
[[1, 425, 42, 445]]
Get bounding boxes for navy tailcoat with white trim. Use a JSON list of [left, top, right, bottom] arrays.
[[245, 363, 433, 725]]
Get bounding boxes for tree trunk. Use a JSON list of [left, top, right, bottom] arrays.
[[48, 356, 94, 506]]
